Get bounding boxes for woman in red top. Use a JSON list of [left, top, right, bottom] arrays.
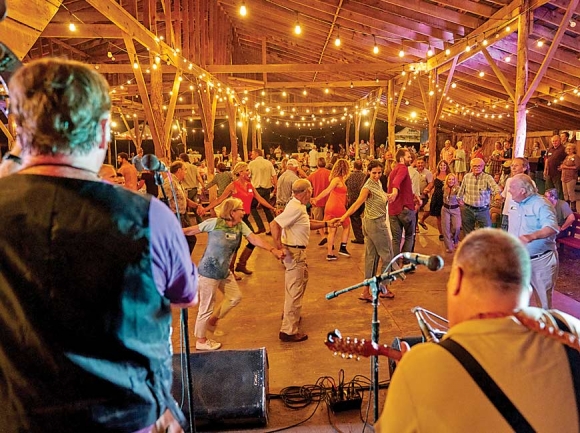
[[201, 162, 276, 278], [312, 159, 351, 260]]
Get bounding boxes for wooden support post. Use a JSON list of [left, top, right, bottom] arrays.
[[225, 97, 238, 162], [513, 0, 530, 157], [369, 87, 383, 158], [354, 111, 361, 159], [196, 80, 217, 184]]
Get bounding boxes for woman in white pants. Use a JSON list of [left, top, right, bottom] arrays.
[[183, 198, 284, 350]]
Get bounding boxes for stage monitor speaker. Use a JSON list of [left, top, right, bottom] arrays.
[[388, 336, 424, 378], [172, 348, 269, 428]]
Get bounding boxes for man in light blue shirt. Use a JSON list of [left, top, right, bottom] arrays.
[[508, 174, 558, 308]]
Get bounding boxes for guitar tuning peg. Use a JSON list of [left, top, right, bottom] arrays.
[[341, 353, 347, 359], [348, 354, 353, 359], [333, 351, 338, 356], [356, 356, 361, 361], [353, 338, 358, 344]]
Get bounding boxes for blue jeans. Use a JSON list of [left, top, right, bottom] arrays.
[[389, 208, 416, 255], [461, 205, 491, 235]]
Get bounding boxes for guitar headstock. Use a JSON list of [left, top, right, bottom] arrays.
[[325, 329, 373, 360]]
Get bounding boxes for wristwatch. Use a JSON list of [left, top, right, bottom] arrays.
[[2, 152, 22, 164]]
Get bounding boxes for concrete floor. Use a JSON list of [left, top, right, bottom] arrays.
[[171, 218, 580, 432]]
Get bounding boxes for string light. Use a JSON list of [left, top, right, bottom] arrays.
[[373, 35, 379, 54], [239, 1, 247, 16], [294, 13, 302, 35], [133, 55, 139, 69], [334, 26, 341, 47], [537, 40, 544, 47], [68, 22, 76, 32], [427, 45, 433, 57]]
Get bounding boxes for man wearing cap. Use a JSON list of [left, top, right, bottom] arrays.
[[277, 158, 300, 210], [458, 157, 501, 235], [270, 179, 340, 342]]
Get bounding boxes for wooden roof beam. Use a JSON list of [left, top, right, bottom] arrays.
[[425, 0, 552, 72]]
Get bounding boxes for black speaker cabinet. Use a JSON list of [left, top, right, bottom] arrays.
[[388, 336, 424, 378], [172, 348, 269, 428]]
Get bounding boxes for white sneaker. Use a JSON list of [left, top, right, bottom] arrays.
[[196, 339, 222, 351]]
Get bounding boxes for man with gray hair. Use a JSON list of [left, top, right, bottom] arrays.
[[544, 187, 576, 239], [508, 174, 558, 308], [377, 229, 580, 432], [458, 157, 501, 235], [270, 179, 339, 342], [276, 158, 300, 209]]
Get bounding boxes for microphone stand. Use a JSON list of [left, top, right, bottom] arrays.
[[326, 254, 415, 423], [156, 170, 196, 432]]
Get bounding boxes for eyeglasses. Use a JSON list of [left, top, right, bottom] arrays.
[[234, 208, 245, 212]]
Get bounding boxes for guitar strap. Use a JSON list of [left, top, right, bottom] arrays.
[[549, 314, 580, 430], [439, 338, 535, 433], [440, 313, 580, 432]]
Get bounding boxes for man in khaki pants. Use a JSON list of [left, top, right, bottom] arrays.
[[270, 179, 339, 342]]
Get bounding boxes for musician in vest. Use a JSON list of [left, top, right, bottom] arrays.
[[376, 229, 580, 432], [0, 58, 198, 432]]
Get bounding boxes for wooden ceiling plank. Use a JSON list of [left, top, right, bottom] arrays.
[[522, 0, 580, 102], [42, 23, 122, 38], [425, 0, 552, 72], [207, 63, 402, 74], [370, 0, 482, 28]]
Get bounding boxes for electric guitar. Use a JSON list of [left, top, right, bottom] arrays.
[[324, 330, 402, 361]]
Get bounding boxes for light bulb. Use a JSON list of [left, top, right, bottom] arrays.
[[427, 47, 433, 57], [334, 36, 341, 47], [240, 2, 247, 16], [68, 22, 76, 32], [537, 40, 544, 47], [373, 44, 379, 54], [399, 49, 405, 57], [294, 22, 302, 35], [445, 48, 451, 56]]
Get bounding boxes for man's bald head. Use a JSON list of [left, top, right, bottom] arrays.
[[454, 229, 531, 292], [448, 229, 532, 326]]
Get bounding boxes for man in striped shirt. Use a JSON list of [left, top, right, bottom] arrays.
[[457, 157, 501, 235]]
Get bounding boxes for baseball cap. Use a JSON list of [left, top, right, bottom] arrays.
[[287, 158, 300, 168]]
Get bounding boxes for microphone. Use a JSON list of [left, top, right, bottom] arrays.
[[142, 154, 168, 172], [402, 253, 443, 271], [416, 315, 439, 343]]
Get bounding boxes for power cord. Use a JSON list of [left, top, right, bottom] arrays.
[[266, 371, 385, 432]]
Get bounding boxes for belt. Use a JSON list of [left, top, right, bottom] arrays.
[[465, 204, 489, 212], [530, 250, 552, 260], [443, 203, 459, 210], [283, 244, 306, 249]]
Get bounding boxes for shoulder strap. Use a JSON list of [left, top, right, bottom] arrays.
[[439, 338, 535, 433], [550, 314, 580, 429]]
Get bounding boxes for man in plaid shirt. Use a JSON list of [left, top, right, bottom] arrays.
[[457, 157, 501, 235]]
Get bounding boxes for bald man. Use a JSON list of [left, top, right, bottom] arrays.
[[376, 229, 580, 432], [270, 179, 339, 343], [457, 157, 501, 235]]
